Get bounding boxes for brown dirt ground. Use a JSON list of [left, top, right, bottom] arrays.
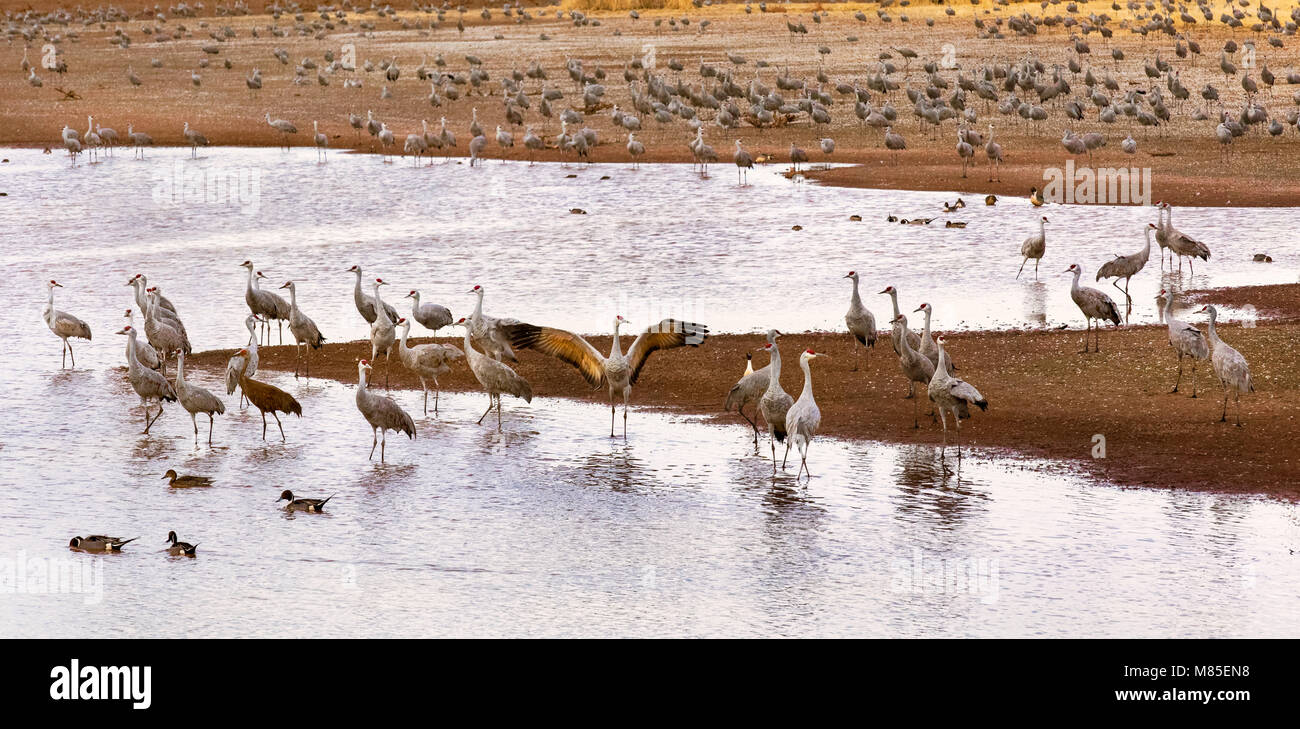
[[188, 282, 1300, 500], [6, 3, 1300, 205]]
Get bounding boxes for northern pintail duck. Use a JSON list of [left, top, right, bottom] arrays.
[[163, 469, 214, 488], [69, 535, 138, 552], [165, 531, 198, 556], [278, 490, 333, 512]]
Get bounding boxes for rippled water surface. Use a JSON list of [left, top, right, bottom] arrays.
[[2, 147, 1297, 637]]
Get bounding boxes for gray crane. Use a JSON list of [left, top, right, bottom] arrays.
[[466, 284, 521, 362], [43, 280, 91, 369], [454, 318, 533, 430], [1017, 216, 1048, 279], [1200, 305, 1253, 426], [225, 314, 261, 408], [116, 325, 177, 433], [175, 351, 226, 445], [985, 123, 1003, 181], [265, 112, 298, 149], [891, 314, 936, 427], [927, 336, 987, 459], [182, 121, 209, 158], [355, 360, 415, 462], [369, 279, 397, 389], [1065, 263, 1122, 353], [783, 349, 827, 479], [347, 264, 398, 323], [123, 308, 161, 370], [1158, 289, 1209, 396], [733, 139, 754, 185], [504, 315, 710, 438], [843, 271, 876, 371], [757, 333, 794, 472], [238, 260, 289, 344], [879, 285, 922, 357], [278, 281, 326, 379], [725, 344, 772, 447], [395, 318, 464, 414], [404, 289, 453, 333], [1096, 224, 1154, 321]]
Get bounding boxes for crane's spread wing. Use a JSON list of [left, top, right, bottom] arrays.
[[505, 323, 605, 389], [627, 319, 710, 385]]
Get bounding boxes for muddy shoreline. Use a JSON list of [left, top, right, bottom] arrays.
[[186, 283, 1300, 500]]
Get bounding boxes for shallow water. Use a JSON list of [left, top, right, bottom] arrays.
[[2, 147, 1298, 638]]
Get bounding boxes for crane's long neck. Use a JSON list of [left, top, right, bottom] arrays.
[[410, 291, 420, 309], [1070, 269, 1082, 292], [850, 277, 862, 306], [610, 321, 623, 358], [1142, 228, 1152, 257], [245, 318, 257, 345], [46, 287, 56, 322], [799, 357, 814, 399], [125, 332, 140, 375], [245, 267, 256, 293], [889, 290, 901, 319], [460, 326, 476, 354], [922, 308, 932, 337], [176, 352, 185, 384], [353, 270, 363, 299], [473, 290, 485, 319], [398, 325, 409, 348], [374, 286, 389, 324], [1039, 219, 1046, 236], [287, 285, 297, 310], [359, 367, 369, 391], [1206, 311, 1220, 345], [1162, 292, 1175, 319], [132, 280, 147, 311], [936, 345, 950, 377], [766, 345, 783, 392]]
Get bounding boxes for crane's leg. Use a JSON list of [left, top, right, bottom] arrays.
[[477, 396, 493, 425], [497, 395, 503, 431], [381, 428, 388, 462], [369, 427, 378, 460], [1220, 385, 1229, 423], [1034, 258, 1039, 280], [622, 390, 629, 439], [1172, 353, 1184, 393], [385, 351, 391, 390], [422, 379, 429, 415], [433, 378, 441, 415], [1235, 392, 1243, 427], [68, 341, 76, 368], [610, 392, 616, 438], [273, 412, 285, 442], [261, 412, 268, 440], [208, 414, 215, 446], [781, 438, 791, 469], [851, 336, 858, 371], [913, 394, 920, 429], [1191, 361, 1198, 398], [141, 403, 151, 432], [768, 426, 777, 473], [278, 320, 283, 345], [192, 413, 199, 442], [937, 408, 948, 452], [1016, 257, 1027, 279], [955, 416, 963, 459], [738, 405, 758, 447]]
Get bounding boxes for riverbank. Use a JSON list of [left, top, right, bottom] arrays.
[[7, 3, 1300, 207], [187, 283, 1300, 500]]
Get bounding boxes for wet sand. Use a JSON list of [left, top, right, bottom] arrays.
[[7, 3, 1300, 206], [188, 283, 1300, 500]]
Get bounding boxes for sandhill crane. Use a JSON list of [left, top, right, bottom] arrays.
[[369, 279, 397, 388], [843, 271, 876, 371], [395, 319, 463, 414], [468, 133, 487, 166], [365, 110, 382, 138], [1158, 289, 1209, 397], [116, 326, 177, 433], [789, 142, 809, 173], [278, 281, 326, 378], [182, 121, 209, 158], [122, 309, 161, 370], [1161, 203, 1211, 274], [733, 139, 754, 185], [62, 133, 81, 165], [883, 126, 906, 160], [404, 289, 452, 332], [43, 280, 91, 369], [355, 360, 416, 462], [238, 261, 289, 344], [126, 124, 152, 159], [927, 335, 987, 458], [466, 285, 521, 362], [144, 288, 190, 368], [165, 531, 198, 557], [1017, 216, 1048, 279], [378, 123, 397, 162], [278, 490, 333, 512], [266, 113, 298, 149], [1065, 263, 1122, 353], [891, 314, 936, 427], [313, 121, 328, 161], [439, 117, 457, 158], [453, 318, 533, 429], [818, 137, 834, 167], [231, 348, 302, 441], [495, 125, 514, 162], [403, 130, 427, 165], [1200, 305, 1253, 426], [506, 316, 710, 438], [346, 265, 398, 323], [1096, 224, 1154, 322], [96, 123, 118, 156], [783, 349, 826, 479], [725, 344, 772, 447], [985, 123, 1003, 181], [626, 132, 644, 168], [174, 351, 226, 445], [82, 117, 102, 163], [757, 334, 795, 472], [879, 285, 921, 356], [128, 274, 177, 316], [469, 107, 483, 139], [226, 314, 261, 408], [912, 302, 953, 374], [955, 128, 974, 178]]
